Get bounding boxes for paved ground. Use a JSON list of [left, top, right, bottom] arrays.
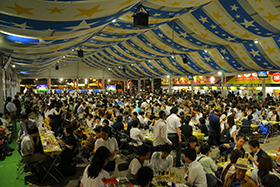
[[32, 135, 280, 187]]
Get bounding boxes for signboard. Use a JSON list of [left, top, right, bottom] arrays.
[[257, 71, 268, 78], [272, 73, 280, 83], [162, 76, 219, 85], [226, 72, 280, 85]]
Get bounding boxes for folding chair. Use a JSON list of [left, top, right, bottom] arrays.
[[239, 125, 251, 141], [41, 151, 64, 183], [259, 122, 271, 144]]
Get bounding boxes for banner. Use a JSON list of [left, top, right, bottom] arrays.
[[226, 72, 280, 85], [162, 76, 219, 85]]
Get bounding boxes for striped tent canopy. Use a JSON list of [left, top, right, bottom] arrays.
[[1, 0, 280, 78]]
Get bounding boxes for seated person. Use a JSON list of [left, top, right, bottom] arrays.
[[198, 117, 208, 137], [94, 126, 118, 173], [240, 114, 252, 134], [251, 155, 279, 185], [196, 144, 217, 176], [224, 158, 255, 187], [219, 137, 245, 162], [80, 127, 102, 159], [47, 114, 58, 136], [112, 115, 124, 131], [183, 147, 207, 187], [0, 121, 14, 156], [220, 149, 243, 181], [130, 120, 145, 147], [150, 144, 173, 172], [59, 125, 76, 165], [270, 110, 279, 122], [21, 127, 46, 178], [248, 140, 267, 168], [260, 174, 280, 187], [186, 136, 199, 152], [102, 119, 109, 127], [0, 113, 12, 142], [93, 116, 101, 128], [136, 167, 154, 187], [62, 113, 72, 129], [86, 114, 94, 129], [127, 145, 151, 181], [80, 146, 111, 187]]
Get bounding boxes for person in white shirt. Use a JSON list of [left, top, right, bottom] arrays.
[[183, 147, 207, 187], [86, 114, 94, 129], [93, 116, 102, 128], [77, 103, 86, 119], [127, 145, 151, 180], [143, 112, 151, 126], [150, 144, 173, 172], [21, 127, 45, 164], [80, 146, 111, 187], [166, 107, 182, 167], [94, 126, 118, 172], [138, 111, 145, 124], [6, 97, 17, 130], [153, 111, 172, 149], [130, 120, 145, 147]]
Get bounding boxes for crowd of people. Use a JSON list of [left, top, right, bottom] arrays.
[[1, 89, 280, 187]]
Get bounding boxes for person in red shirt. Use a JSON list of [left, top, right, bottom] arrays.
[[0, 121, 14, 157]]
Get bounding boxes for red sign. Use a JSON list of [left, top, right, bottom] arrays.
[[272, 73, 280, 83]]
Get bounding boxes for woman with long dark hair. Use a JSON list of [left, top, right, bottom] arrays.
[[251, 155, 279, 184], [80, 146, 111, 187], [221, 149, 243, 181], [227, 115, 237, 143]]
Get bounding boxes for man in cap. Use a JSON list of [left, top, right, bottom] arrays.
[[224, 158, 255, 187]]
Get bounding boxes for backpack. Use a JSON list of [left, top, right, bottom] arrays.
[[220, 123, 230, 143]]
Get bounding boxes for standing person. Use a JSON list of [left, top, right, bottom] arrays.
[[153, 111, 172, 150], [208, 105, 221, 147], [6, 97, 17, 130], [167, 107, 182, 167], [13, 95, 21, 120], [80, 146, 111, 187], [94, 127, 118, 173]]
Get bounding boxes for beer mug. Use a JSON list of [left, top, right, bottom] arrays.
[[244, 152, 249, 158], [221, 156, 225, 162]]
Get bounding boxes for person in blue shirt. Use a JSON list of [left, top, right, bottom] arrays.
[[251, 110, 259, 123], [112, 115, 124, 131], [136, 104, 142, 113], [123, 111, 132, 124]]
